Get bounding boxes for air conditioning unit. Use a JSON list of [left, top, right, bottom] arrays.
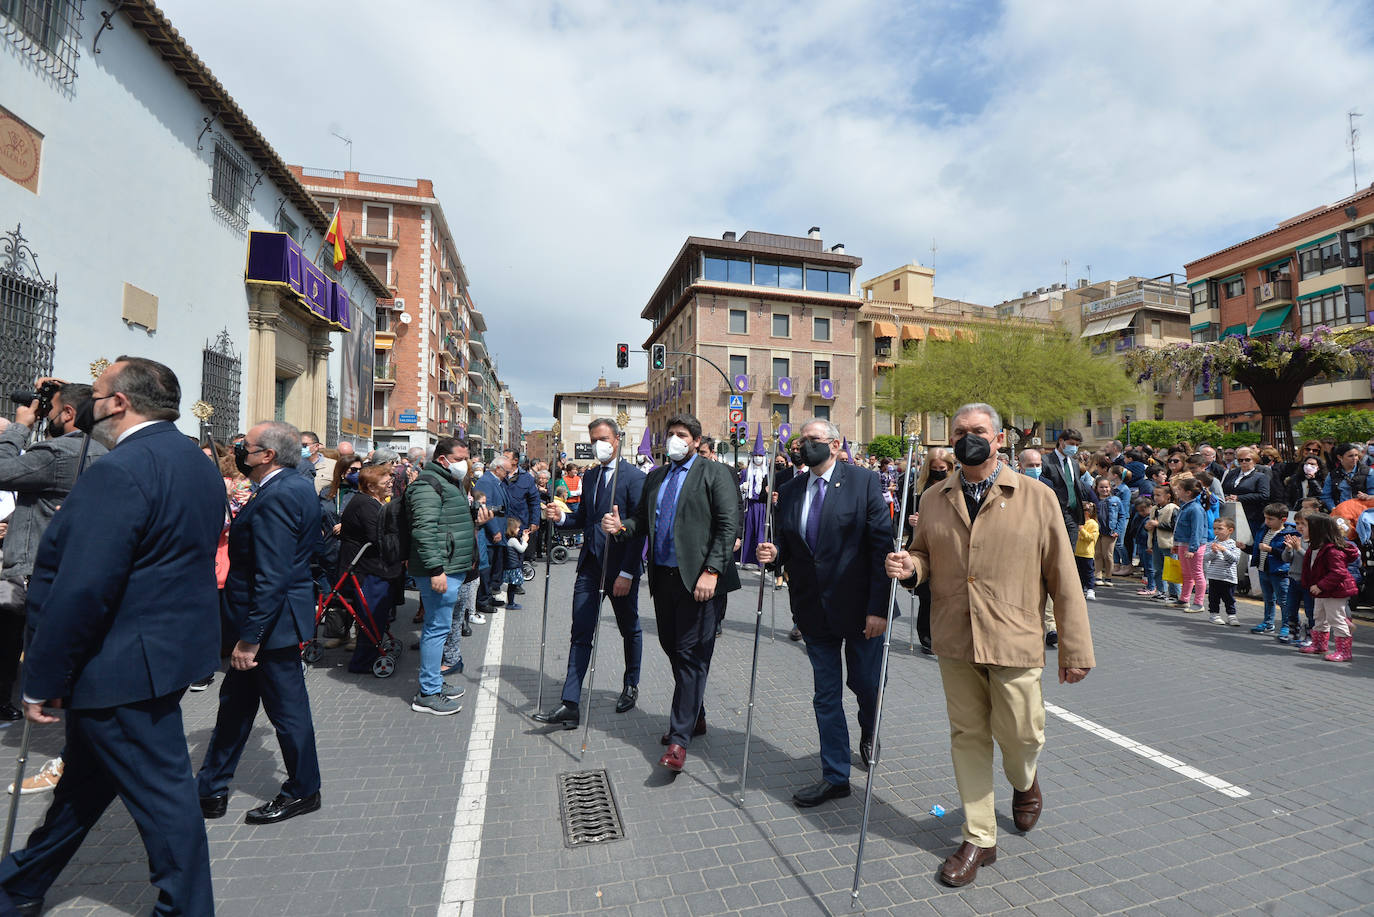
[[389, 297, 406, 312], [875, 342, 892, 357], [1349, 224, 1374, 240]]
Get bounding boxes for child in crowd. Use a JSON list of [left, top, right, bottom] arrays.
[[1252, 503, 1297, 635], [502, 517, 526, 609], [1300, 512, 1359, 662], [1172, 476, 1209, 612], [1204, 517, 1242, 626], [1146, 484, 1180, 602], [506, 517, 529, 555], [1110, 469, 1135, 575], [1131, 497, 1155, 594], [1282, 512, 1316, 646], [1095, 477, 1124, 587], [1075, 503, 1100, 600]]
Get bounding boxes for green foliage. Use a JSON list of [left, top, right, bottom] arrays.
[[878, 323, 1138, 429], [1293, 409, 1374, 444], [1121, 420, 1224, 450], [866, 435, 905, 459], [1215, 431, 1262, 449]]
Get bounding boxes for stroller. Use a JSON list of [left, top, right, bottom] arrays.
[[303, 542, 402, 677]]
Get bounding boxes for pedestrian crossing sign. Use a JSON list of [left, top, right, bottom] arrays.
[[728, 395, 744, 410]]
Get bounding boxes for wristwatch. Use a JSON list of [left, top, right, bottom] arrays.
[[703, 566, 720, 576]]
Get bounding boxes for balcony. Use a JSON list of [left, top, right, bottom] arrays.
[[1090, 420, 1118, 440], [374, 363, 396, 387], [805, 379, 838, 400], [1252, 278, 1294, 309], [437, 377, 457, 400], [349, 220, 400, 247], [1083, 280, 1190, 318], [769, 375, 796, 396]]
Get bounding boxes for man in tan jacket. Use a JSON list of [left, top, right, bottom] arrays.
[[886, 403, 1094, 888]]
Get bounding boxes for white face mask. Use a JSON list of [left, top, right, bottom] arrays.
[[1304, 463, 1318, 477], [447, 459, 468, 481], [594, 440, 616, 464], [666, 435, 691, 462], [751, 455, 765, 466]]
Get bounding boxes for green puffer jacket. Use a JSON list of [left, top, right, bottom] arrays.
[[406, 465, 476, 577]]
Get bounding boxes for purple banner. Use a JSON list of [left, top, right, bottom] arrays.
[[244, 231, 305, 297], [777, 376, 792, 397], [301, 259, 330, 321], [819, 378, 835, 400]]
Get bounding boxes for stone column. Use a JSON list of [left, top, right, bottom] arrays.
[[308, 329, 333, 436], [246, 288, 281, 426]]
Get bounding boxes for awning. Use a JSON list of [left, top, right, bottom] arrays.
[[1104, 311, 1136, 333], [901, 324, 924, 341], [1259, 255, 1293, 273], [953, 328, 976, 342], [1221, 323, 1248, 338], [1296, 232, 1339, 253], [1080, 318, 1112, 338], [1081, 311, 1136, 337], [1190, 321, 1214, 332], [1249, 304, 1293, 336], [926, 326, 952, 342], [374, 337, 394, 350], [873, 321, 898, 338]]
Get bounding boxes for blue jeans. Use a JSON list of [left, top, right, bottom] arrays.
[[1138, 538, 1154, 587], [1257, 569, 1289, 627], [1152, 546, 1179, 598], [1281, 579, 1315, 631], [417, 576, 461, 696]]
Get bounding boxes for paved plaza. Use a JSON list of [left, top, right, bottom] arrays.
[[5, 556, 1373, 916]]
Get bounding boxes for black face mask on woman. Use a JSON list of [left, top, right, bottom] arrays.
[[953, 433, 992, 467], [927, 468, 948, 482]]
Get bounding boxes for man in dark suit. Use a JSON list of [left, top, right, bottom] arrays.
[[533, 419, 646, 728], [602, 413, 740, 772], [756, 419, 893, 806], [1039, 428, 1093, 547], [0, 357, 221, 915], [196, 420, 323, 826]]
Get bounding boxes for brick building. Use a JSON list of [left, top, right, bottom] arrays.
[[289, 168, 498, 451], [1185, 186, 1374, 434], [640, 228, 863, 456], [524, 429, 556, 466]]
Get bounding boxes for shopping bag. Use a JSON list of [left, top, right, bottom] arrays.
[[1162, 555, 1182, 584]]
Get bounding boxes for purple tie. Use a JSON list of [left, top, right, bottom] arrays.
[[805, 476, 826, 550]]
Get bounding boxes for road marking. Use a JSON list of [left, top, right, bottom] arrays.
[[1044, 702, 1250, 798], [439, 609, 506, 916]]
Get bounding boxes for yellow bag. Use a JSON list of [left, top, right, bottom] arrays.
[[1162, 555, 1182, 585]]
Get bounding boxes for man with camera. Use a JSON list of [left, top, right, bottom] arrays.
[[0, 379, 107, 728]]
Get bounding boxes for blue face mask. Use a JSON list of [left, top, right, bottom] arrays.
[[1023, 467, 1042, 479], [1062, 444, 1079, 457], [301, 446, 312, 460], [344, 470, 359, 487]]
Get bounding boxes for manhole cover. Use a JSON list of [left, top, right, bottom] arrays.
[[557, 769, 625, 848]]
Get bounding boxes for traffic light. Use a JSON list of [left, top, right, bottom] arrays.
[[650, 343, 666, 371], [615, 343, 629, 368]]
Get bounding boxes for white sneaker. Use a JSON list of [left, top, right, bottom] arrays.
[[1211, 614, 1226, 625], [1085, 589, 1096, 600], [470, 612, 487, 625], [1227, 615, 1240, 626], [9, 756, 63, 795]]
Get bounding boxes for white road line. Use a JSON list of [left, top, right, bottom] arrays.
[[439, 609, 506, 916], [1043, 702, 1250, 799]]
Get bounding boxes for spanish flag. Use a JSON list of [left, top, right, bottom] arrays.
[[325, 208, 346, 270]]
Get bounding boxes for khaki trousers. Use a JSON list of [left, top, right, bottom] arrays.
[[938, 658, 1045, 848]]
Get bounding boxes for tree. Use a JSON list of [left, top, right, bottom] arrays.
[[1294, 408, 1374, 444], [867, 435, 904, 459], [878, 322, 1138, 433], [1120, 420, 1225, 450]]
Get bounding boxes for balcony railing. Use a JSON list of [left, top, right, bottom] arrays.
[[1253, 278, 1293, 308], [374, 363, 396, 381], [1083, 280, 1190, 317], [1114, 335, 1136, 352], [350, 220, 400, 244], [1091, 420, 1118, 439]]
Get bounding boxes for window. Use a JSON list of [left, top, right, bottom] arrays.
[[754, 262, 780, 286], [275, 210, 299, 241], [1190, 285, 1212, 312], [363, 250, 390, 286], [828, 270, 851, 294], [893, 278, 901, 292], [1300, 240, 1343, 278], [1222, 277, 1245, 299], [616, 402, 628, 415], [1344, 232, 1363, 267], [813, 360, 830, 391], [779, 264, 803, 289], [0, 225, 57, 420], [210, 143, 251, 229], [813, 316, 831, 341], [1150, 319, 1162, 339], [1299, 286, 1367, 333], [813, 404, 830, 421], [1192, 323, 1218, 343], [576, 400, 590, 414], [704, 256, 727, 282], [1154, 402, 1165, 421], [772, 313, 790, 337], [806, 268, 827, 291], [200, 332, 241, 442], [705, 256, 750, 283], [728, 309, 747, 334], [729, 354, 748, 378], [774, 403, 791, 424], [771, 356, 790, 378], [1266, 263, 1291, 282], [1, 0, 81, 86], [364, 204, 391, 238]]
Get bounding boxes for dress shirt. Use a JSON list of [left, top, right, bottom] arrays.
[[799, 461, 838, 535], [116, 420, 159, 446], [653, 453, 696, 568]]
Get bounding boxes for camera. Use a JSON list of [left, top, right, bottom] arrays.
[[9, 380, 61, 421]]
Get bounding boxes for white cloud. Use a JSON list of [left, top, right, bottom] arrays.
[[158, 0, 1374, 427]]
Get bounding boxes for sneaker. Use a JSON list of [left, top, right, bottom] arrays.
[[411, 693, 462, 716], [505, 602, 523, 610], [441, 680, 466, 700], [1100, 580, 1116, 588], [1137, 589, 1157, 597], [189, 676, 213, 692], [1227, 615, 1240, 626], [1045, 631, 1058, 649], [1085, 589, 1096, 600], [1296, 637, 1314, 649], [1165, 597, 1184, 606], [9, 756, 63, 795], [1277, 626, 1292, 644], [471, 612, 487, 625], [1251, 623, 1275, 634], [1211, 615, 1226, 625], [1184, 604, 1204, 613]]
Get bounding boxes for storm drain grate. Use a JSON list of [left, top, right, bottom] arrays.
[[557, 769, 625, 848]]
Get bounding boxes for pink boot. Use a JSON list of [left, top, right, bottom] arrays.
[[1323, 635, 1353, 662], [1300, 631, 1329, 655]]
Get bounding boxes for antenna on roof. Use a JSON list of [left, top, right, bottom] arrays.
[[1349, 110, 1363, 191], [330, 130, 353, 172], [1062, 258, 1069, 289], [929, 237, 937, 272]]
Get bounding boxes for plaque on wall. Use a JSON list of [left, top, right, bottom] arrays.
[[0, 104, 42, 194]]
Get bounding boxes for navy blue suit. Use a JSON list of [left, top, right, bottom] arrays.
[[197, 467, 322, 803], [0, 421, 222, 915], [553, 459, 645, 705], [771, 461, 892, 785]]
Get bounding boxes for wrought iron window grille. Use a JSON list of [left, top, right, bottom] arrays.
[[1, 224, 58, 421], [209, 141, 252, 232], [2, 0, 83, 87], [200, 329, 241, 443]]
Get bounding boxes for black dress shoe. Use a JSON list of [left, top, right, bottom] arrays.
[[11, 896, 42, 916], [245, 791, 320, 825], [859, 734, 878, 769], [793, 779, 851, 808], [614, 685, 638, 713], [789, 627, 803, 642], [199, 794, 228, 819], [531, 703, 579, 729], [0, 702, 22, 721]]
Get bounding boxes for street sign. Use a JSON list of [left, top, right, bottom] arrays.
[[398, 412, 418, 424], [574, 442, 593, 459], [728, 394, 744, 410], [729, 409, 743, 424]]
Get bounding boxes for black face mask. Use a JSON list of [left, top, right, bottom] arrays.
[[790, 452, 804, 466], [47, 411, 68, 437], [953, 433, 992, 466], [73, 399, 99, 436], [928, 468, 948, 482], [233, 441, 254, 477], [799, 439, 832, 467]]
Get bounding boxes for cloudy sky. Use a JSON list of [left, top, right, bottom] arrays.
[[160, 0, 1374, 428]]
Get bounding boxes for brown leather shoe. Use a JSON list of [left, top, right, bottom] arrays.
[[660, 713, 707, 745], [1011, 776, 1042, 832], [659, 744, 686, 772], [938, 842, 997, 887]]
